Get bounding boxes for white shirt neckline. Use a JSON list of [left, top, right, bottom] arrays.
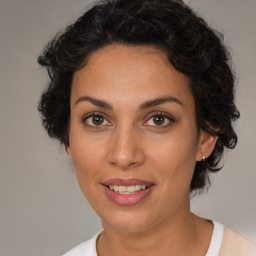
[[63, 221, 224, 256], [205, 221, 224, 256]]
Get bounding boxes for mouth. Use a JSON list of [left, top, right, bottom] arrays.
[[101, 178, 155, 206], [104, 184, 151, 194]]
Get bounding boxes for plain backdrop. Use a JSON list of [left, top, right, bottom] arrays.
[[0, 0, 255, 255]]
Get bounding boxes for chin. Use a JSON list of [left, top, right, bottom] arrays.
[[100, 209, 160, 233]]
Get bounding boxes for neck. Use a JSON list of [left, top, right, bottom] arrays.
[[97, 209, 213, 256]]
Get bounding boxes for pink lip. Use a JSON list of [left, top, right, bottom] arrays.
[[102, 178, 155, 206]]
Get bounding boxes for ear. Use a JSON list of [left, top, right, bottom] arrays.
[[65, 144, 72, 157], [196, 130, 218, 162]]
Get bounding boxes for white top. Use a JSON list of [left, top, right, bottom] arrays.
[[205, 221, 224, 256], [63, 221, 256, 256]]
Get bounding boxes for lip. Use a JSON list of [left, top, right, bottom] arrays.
[[102, 178, 154, 187], [101, 178, 155, 206]]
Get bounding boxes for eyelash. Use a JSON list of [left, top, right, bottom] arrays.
[[82, 112, 110, 129], [145, 112, 175, 128], [82, 111, 175, 129]]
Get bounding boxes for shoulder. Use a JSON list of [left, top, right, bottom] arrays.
[[62, 230, 102, 256], [219, 226, 256, 256]]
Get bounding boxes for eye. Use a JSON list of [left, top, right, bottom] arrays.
[[144, 112, 175, 127], [82, 113, 111, 127]]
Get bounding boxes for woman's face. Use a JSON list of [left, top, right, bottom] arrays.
[[67, 44, 207, 232]]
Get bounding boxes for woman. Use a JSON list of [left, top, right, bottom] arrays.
[[38, 0, 256, 255]]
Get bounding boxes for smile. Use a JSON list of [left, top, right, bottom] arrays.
[[102, 178, 154, 206], [107, 185, 149, 194]]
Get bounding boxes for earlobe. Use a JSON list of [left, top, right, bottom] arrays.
[[65, 145, 72, 157], [196, 131, 218, 161]]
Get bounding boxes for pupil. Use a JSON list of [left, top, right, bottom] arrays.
[[154, 115, 164, 125], [93, 115, 104, 125]]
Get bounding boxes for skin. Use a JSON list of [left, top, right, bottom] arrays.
[[67, 44, 218, 256]]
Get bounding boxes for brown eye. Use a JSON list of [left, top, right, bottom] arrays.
[[152, 115, 165, 125], [92, 115, 104, 125], [144, 112, 175, 127], [83, 113, 111, 127]]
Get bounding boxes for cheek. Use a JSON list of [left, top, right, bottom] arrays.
[[146, 136, 197, 215], [69, 129, 107, 187], [71, 143, 104, 205], [148, 130, 198, 184]]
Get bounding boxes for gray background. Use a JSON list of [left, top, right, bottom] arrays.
[[0, 0, 255, 255]]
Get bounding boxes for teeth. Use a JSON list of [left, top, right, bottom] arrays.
[[108, 185, 148, 194], [127, 185, 136, 192]]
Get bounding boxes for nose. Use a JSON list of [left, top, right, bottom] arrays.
[[108, 126, 145, 170]]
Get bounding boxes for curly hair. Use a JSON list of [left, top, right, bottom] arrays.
[[38, 0, 240, 192]]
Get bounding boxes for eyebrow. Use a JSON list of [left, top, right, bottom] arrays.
[[75, 96, 113, 109], [74, 95, 184, 110], [139, 96, 184, 110]]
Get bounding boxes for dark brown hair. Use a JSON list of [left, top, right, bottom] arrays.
[[38, 0, 240, 192]]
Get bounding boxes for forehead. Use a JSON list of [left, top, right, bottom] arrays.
[[71, 44, 193, 108]]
